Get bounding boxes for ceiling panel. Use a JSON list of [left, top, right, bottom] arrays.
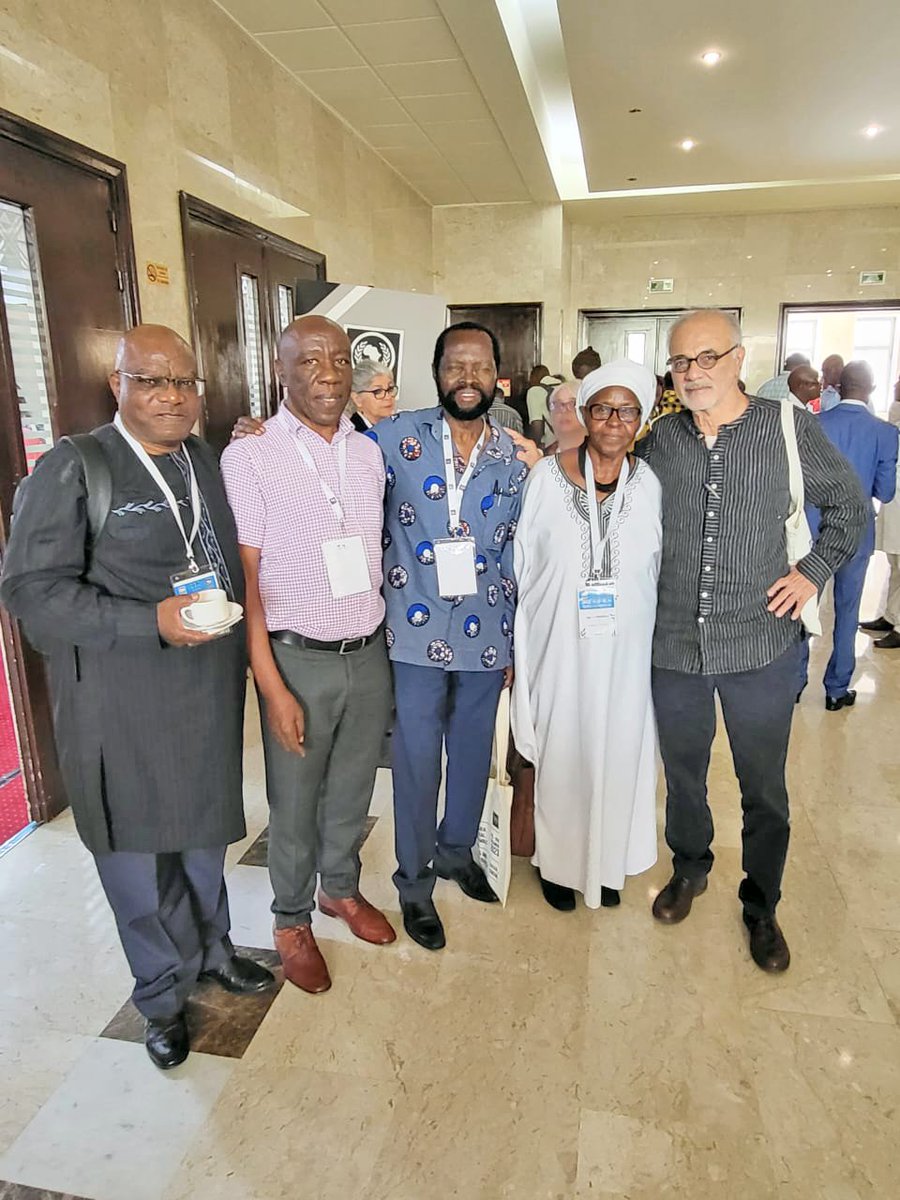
[[402, 91, 490, 123], [378, 58, 476, 98], [216, 0, 334, 35], [363, 123, 435, 151], [257, 27, 362, 71], [423, 119, 505, 153], [297, 66, 392, 105], [336, 96, 412, 127], [322, 0, 440, 21], [343, 17, 460, 65]]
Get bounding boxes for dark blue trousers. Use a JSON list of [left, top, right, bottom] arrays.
[[391, 663, 505, 903], [94, 846, 232, 1020]]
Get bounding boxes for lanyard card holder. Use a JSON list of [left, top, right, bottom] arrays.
[[434, 537, 478, 598], [171, 566, 220, 595], [322, 535, 371, 599], [577, 576, 617, 638]]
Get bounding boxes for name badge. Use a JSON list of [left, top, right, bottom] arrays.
[[322, 535, 371, 599], [434, 537, 478, 598], [171, 567, 220, 595], [577, 578, 617, 638]]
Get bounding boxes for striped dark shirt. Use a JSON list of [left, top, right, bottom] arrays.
[[637, 396, 868, 674]]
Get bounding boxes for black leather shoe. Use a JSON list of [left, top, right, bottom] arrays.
[[600, 886, 621, 908], [200, 955, 276, 994], [145, 1012, 189, 1070], [859, 616, 893, 633], [825, 689, 856, 711], [435, 859, 499, 903], [401, 899, 446, 951], [875, 630, 900, 649], [651, 873, 708, 924], [743, 913, 791, 972], [538, 872, 576, 911]]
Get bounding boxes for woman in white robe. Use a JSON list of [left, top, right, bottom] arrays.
[[511, 361, 661, 910]]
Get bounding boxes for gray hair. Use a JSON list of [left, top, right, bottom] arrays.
[[667, 308, 743, 349], [352, 360, 394, 392], [548, 381, 577, 409]]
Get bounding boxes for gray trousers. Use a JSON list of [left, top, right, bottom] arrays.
[[263, 636, 392, 929], [94, 846, 232, 1020]]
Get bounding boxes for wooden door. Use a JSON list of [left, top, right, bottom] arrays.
[[0, 110, 139, 826], [180, 195, 325, 455], [447, 303, 542, 417]]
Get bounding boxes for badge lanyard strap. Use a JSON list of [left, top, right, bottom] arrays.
[[442, 418, 488, 534], [292, 434, 348, 529], [586, 452, 629, 580], [113, 412, 202, 570]]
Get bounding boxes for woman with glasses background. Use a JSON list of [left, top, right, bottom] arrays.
[[350, 361, 398, 431]]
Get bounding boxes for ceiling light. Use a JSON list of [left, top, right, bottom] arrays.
[[700, 49, 722, 66], [680, 138, 696, 151], [863, 124, 884, 138]]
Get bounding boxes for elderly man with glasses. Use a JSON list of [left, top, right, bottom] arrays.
[[636, 309, 867, 973], [1, 325, 274, 1070]]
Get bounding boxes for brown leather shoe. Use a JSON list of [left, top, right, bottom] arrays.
[[743, 913, 791, 972], [318, 891, 396, 945], [651, 873, 708, 924], [273, 924, 331, 993]]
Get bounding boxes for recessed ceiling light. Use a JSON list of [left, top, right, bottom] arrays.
[[680, 138, 697, 151], [700, 49, 722, 66], [863, 124, 884, 138], [746, 254, 753, 260]]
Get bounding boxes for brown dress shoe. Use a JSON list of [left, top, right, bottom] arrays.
[[273, 924, 331, 993], [743, 913, 791, 972], [318, 891, 397, 945], [651, 873, 708, 924]]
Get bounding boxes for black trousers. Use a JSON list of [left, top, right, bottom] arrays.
[[94, 846, 232, 1020], [651, 643, 799, 919]]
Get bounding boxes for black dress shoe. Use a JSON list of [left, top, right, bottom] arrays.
[[200, 955, 276, 994], [600, 886, 621, 908], [145, 1012, 189, 1070], [435, 859, 499, 903], [859, 616, 893, 633], [651, 873, 708, 924], [743, 913, 791, 972], [825, 689, 856, 711], [401, 899, 446, 951], [875, 630, 900, 649], [538, 872, 576, 911]]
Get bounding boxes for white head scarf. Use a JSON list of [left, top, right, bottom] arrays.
[[576, 359, 657, 427]]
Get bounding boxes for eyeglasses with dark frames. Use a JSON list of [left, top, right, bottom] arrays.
[[666, 345, 740, 374], [357, 385, 398, 400], [585, 403, 643, 424]]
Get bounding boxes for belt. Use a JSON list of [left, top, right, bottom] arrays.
[[270, 626, 383, 655]]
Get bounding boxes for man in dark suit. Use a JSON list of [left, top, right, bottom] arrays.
[[0, 325, 274, 1069]]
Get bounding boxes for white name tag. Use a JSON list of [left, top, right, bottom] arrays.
[[577, 578, 617, 638], [434, 537, 478, 598], [322, 535, 371, 599]]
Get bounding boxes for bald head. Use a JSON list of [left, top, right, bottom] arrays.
[[788, 365, 819, 406], [275, 315, 352, 435], [821, 353, 843, 388], [114, 324, 195, 373], [109, 324, 201, 453], [667, 308, 746, 418], [840, 360, 874, 401]]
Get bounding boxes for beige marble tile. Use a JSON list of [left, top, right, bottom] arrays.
[[858, 927, 900, 1023], [0, 1031, 92, 1155]]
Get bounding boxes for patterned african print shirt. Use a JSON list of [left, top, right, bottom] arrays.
[[370, 406, 526, 672]]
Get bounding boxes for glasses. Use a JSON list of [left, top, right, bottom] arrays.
[[586, 404, 642, 424], [666, 345, 739, 373], [357, 385, 398, 400], [549, 399, 576, 413], [118, 371, 205, 394]]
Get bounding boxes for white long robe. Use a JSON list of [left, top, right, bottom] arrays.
[[511, 455, 660, 905]]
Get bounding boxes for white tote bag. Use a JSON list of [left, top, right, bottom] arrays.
[[780, 400, 822, 636], [475, 688, 513, 905]]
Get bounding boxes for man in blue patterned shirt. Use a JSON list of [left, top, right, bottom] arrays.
[[369, 322, 528, 950]]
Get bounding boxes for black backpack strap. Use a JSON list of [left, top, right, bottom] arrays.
[[60, 433, 113, 546]]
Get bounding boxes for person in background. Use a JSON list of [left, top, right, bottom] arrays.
[[861, 375, 900, 648], [350, 362, 397, 430], [0, 325, 274, 1070], [756, 353, 810, 401], [572, 346, 602, 381], [526, 365, 565, 447], [543, 381, 586, 455], [490, 384, 525, 436], [788, 365, 821, 411], [800, 361, 898, 708], [819, 354, 844, 412], [512, 361, 660, 912]]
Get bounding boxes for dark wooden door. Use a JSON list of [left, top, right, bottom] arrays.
[[448, 303, 543, 416], [0, 112, 139, 826], [181, 195, 325, 455]]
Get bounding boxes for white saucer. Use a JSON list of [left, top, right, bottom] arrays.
[[182, 601, 244, 635]]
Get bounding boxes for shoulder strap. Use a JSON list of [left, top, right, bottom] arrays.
[[61, 433, 113, 545], [779, 401, 804, 516]]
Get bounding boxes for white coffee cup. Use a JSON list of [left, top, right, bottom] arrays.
[[182, 588, 229, 628]]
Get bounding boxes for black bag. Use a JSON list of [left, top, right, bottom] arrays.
[[12, 433, 112, 548]]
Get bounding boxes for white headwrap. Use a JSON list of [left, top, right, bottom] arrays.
[[576, 359, 657, 427]]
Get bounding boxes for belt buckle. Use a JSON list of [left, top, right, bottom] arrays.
[[339, 636, 361, 655]]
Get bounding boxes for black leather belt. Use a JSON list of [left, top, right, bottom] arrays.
[[270, 626, 383, 655]]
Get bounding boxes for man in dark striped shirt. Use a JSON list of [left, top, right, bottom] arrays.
[[638, 309, 867, 973]]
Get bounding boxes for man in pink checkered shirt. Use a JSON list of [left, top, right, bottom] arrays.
[[221, 316, 395, 995]]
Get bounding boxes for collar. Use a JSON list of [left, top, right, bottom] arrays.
[[839, 399, 869, 409], [277, 402, 354, 443], [421, 406, 518, 464]]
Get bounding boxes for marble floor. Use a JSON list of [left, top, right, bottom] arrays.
[[0, 561, 898, 1199]]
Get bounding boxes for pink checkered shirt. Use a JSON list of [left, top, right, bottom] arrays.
[[220, 405, 385, 639]]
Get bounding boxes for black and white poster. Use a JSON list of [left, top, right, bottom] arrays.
[[346, 326, 404, 386]]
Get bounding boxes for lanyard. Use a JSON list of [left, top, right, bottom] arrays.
[[292, 432, 348, 528], [113, 413, 202, 570], [585, 449, 629, 580], [442, 418, 488, 533]]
